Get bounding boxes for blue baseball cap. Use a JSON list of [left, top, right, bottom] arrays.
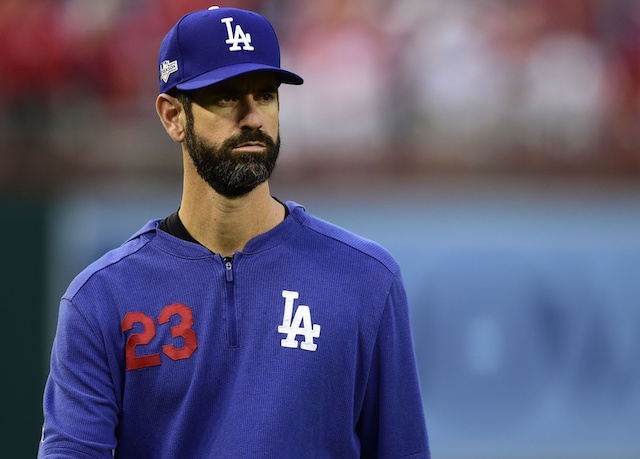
[[158, 6, 303, 93]]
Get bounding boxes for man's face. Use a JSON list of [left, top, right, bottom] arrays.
[[182, 72, 281, 198]]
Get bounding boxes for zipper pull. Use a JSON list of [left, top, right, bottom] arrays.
[[224, 257, 233, 282]]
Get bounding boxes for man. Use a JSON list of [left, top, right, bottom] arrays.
[[39, 7, 430, 458]]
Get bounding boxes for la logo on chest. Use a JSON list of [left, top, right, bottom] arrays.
[[278, 290, 321, 351]]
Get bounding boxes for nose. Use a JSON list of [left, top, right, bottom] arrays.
[[238, 96, 263, 130]]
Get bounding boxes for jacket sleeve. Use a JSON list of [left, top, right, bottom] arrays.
[[357, 271, 431, 459], [39, 298, 118, 458]]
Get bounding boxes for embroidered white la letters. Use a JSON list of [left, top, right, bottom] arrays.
[[278, 290, 320, 351], [221, 17, 254, 51]]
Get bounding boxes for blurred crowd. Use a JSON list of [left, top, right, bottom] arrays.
[[1, 0, 640, 189]]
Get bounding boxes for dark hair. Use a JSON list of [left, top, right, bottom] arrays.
[[167, 89, 191, 107]]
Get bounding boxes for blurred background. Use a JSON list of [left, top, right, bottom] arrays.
[[1, 0, 639, 457]]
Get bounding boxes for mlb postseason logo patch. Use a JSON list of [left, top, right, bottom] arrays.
[[221, 17, 254, 51], [160, 60, 178, 83]]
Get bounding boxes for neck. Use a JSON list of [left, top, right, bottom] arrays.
[[178, 176, 284, 257]]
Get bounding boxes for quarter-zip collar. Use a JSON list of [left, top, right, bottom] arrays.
[[133, 201, 305, 259]]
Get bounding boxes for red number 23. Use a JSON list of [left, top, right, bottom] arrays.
[[121, 303, 198, 371]]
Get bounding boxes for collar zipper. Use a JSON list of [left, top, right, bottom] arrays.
[[223, 256, 238, 347]]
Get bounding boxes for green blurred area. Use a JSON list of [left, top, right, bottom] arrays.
[[0, 196, 47, 457]]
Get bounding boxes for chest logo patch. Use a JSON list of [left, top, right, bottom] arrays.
[[278, 290, 321, 351]]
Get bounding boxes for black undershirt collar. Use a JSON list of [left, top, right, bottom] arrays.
[[159, 211, 197, 243]]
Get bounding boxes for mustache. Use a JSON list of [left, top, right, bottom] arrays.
[[222, 130, 277, 151]]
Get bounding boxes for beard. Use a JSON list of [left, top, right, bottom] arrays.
[[183, 108, 280, 198]]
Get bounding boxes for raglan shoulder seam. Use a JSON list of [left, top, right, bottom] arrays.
[[291, 208, 400, 276], [62, 231, 154, 303]]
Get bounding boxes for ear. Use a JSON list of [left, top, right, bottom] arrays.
[[156, 94, 185, 143]]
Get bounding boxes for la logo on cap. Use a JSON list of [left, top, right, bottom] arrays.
[[221, 16, 254, 51]]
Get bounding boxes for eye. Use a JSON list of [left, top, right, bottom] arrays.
[[214, 94, 239, 107], [258, 91, 278, 103], [191, 91, 237, 109]]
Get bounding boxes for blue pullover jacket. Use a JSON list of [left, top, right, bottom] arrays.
[[40, 201, 430, 458]]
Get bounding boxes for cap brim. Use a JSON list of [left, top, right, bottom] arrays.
[[175, 63, 303, 91]]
